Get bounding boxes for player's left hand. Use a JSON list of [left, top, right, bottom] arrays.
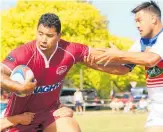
[[83, 53, 96, 66], [95, 44, 122, 66], [53, 107, 73, 118]]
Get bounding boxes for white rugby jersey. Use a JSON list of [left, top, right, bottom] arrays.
[[128, 29, 163, 103]]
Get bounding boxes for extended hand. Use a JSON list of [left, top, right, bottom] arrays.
[[19, 77, 37, 94], [95, 44, 122, 66], [83, 53, 96, 67]]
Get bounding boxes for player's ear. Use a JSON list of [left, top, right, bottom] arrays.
[[151, 14, 157, 24]]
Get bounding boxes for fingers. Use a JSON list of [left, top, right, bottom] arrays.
[[91, 56, 95, 65], [23, 112, 35, 121], [84, 56, 87, 63], [87, 54, 91, 64], [84, 54, 96, 66], [104, 59, 111, 67], [95, 52, 108, 63], [17, 112, 35, 125]]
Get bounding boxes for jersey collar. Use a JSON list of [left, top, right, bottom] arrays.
[[36, 41, 58, 68], [141, 28, 163, 46]]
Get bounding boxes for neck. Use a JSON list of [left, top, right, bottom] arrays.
[[43, 45, 57, 60], [36, 41, 58, 60], [151, 23, 163, 38]]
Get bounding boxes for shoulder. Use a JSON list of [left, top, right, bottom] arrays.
[[12, 40, 36, 55], [58, 39, 88, 49], [58, 39, 88, 55], [58, 39, 89, 62], [128, 39, 141, 51], [157, 31, 163, 41], [134, 39, 141, 45], [10, 40, 36, 62]]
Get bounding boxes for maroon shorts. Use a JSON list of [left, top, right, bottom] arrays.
[[7, 104, 60, 132]]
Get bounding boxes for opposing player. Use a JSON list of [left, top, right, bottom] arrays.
[[86, 1, 163, 132], [0, 13, 106, 132]]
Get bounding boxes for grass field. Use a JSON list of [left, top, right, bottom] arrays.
[[74, 111, 147, 132]]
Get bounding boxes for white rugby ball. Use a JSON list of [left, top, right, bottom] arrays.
[[10, 65, 34, 97]]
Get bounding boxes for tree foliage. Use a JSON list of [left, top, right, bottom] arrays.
[[1, 0, 145, 98]]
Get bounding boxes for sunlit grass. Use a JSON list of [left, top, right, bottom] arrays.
[[74, 111, 147, 132]]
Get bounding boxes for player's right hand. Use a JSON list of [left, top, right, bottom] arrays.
[[18, 77, 37, 94]]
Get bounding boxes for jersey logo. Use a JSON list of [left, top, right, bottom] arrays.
[[6, 55, 15, 62], [56, 65, 67, 75], [147, 66, 163, 78], [34, 80, 63, 94]]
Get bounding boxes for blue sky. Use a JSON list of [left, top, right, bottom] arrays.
[[92, 0, 163, 40], [1, 0, 163, 40]]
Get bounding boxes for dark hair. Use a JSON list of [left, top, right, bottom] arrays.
[[37, 13, 61, 34], [131, 1, 161, 18]]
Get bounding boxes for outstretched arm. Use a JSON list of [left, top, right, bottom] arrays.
[[92, 39, 162, 67], [83, 55, 130, 75], [95, 49, 161, 67]]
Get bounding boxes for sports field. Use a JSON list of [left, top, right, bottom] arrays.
[[74, 111, 147, 132]]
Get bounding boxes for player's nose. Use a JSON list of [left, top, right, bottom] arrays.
[[41, 36, 47, 43]]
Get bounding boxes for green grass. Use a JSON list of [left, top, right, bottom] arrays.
[[74, 111, 147, 132]]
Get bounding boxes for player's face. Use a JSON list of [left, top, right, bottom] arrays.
[[135, 10, 154, 38], [36, 24, 61, 51]]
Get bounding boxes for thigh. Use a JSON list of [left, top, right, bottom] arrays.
[[145, 127, 163, 132], [43, 117, 81, 132]]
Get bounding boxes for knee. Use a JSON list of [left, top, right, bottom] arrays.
[[56, 117, 81, 132]]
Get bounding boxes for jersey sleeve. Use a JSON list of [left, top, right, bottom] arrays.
[[149, 33, 163, 59], [72, 43, 89, 63], [2, 46, 28, 71], [122, 64, 136, 72]]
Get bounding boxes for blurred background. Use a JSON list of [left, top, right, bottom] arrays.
[[1, 0, 163, 132]]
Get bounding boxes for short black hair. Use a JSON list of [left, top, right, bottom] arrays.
[[131, 1, 161, 18], [37, 13, 61, 34]]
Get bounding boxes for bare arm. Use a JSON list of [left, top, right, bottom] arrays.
[[114, 51, 160, 67], [0, 64, 36, 94], [83, 56, 130, 75], [95, 48, 161, 67], [0, 116, 19, 130], [0, 112, 34, 131]]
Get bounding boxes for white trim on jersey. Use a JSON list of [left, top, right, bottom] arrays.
[[11, 95, 17, 115], [0, 63, 12, 72], [147, 78, 163, 81], [147, 81, 163, 85], [36, 42, 58, 68], [58, 46, 75, 63], [4, 93, 16, 116], [26, 51, 36, 66], [147, 84, 163, 88]]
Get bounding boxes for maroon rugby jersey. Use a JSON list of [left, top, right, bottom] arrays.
[[2, 39, 89, 116]]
